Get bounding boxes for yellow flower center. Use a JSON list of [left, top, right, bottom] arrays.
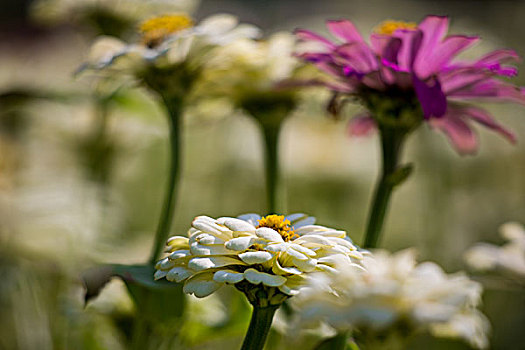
[[139, 14, 194, 47], [257, 215, 297, 242], [375, 20, 417, 35]]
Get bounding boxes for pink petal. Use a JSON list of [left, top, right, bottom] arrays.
[[461, 106, 516, 143], [370, 34, 393, 56], [429, 110, 478, 155], [418, 15, 449, 46], [440, 68, 490, 94], [413, 16, 450, 78], [393, 29, 423, 71], [348, 115, 377, 136], [334, 42, 378, 73], [327, 20, 364, 43], [477, 49, 520, 65], [415, 35, 479, 79], [448, 79, 525, 105], [295, 29, 335, 49]]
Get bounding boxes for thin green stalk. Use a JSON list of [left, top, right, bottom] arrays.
[[262, 124, 281, 215], [241, 304, 278, 350], [149, 96, 183, 263], [363, 128, 406, 248]]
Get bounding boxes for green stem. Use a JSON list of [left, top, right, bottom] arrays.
[[149, 96, 183, 264], [262, 124, 281, 215], [363, 128, 406, 248], [241, 305, 278, 350]]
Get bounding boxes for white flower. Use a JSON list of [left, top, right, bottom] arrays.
[[203, 32, 301, 91], [155, 213, 364, 305], [84, 13, 261, 73], [293, 249, 490, 349], [464, 222, 525, 280]]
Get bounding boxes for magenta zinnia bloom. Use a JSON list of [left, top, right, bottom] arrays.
[[296, 16, 524, 154]]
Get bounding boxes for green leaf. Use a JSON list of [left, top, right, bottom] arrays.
[[83, 263, 186, 332], [387, 164, 414, 187]]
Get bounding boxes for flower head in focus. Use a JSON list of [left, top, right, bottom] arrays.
[[464, 222, 525, 282], [296, 15, 525, 154], [154, 213, 364, 307], [292, 249, 490, 349], [81, 13, 260, 97]]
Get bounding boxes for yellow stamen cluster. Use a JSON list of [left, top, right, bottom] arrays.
[[139, 14, 193, 47], [375, 20, 418, 35], [257, 215, 298, 242]]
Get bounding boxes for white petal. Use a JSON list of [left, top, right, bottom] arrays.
[[168, 249, 191, 260], [289, 244, 316, 257], [237, 214, 261, 227], [272, 259, 302, 275], [294, 225, 328, 235], [167, 236, 190, 249], [194, 233, 224, 245], [284, 248, 308, 261], [265, 243, 289, 253], [225, 236, 255, 251], [192, 221, 223, 236], [183, 272, 222, 297], [294, 235, 333, 246], [239, 251, 273, 264], [327, 237, 356, 250], [190, 242, 232, 256], [167, 267, 193, 282], [158, 257, 176, 270], [244, 268, 286, 287], [223, 218, 256, 233], [278, 275, 306, 295], [292, 257, 317, 272], [318, 254, 350, 266], [188, 256, 243, 271], [198, 14, 238, 35], [154, 270, 168, 280], [213, 270, 245, 284], [256, 227, 284, 242]]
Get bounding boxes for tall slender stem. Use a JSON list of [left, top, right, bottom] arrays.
[[363, 128, 406, 248], [149, 96, 183, 263], [262, 124, 281, 215], [241, 305, 278, 350]]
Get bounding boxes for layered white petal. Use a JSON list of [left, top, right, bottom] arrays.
[[183, 272, 223, 298], [213, 270, 245, 284], [239, 251, 273, 264], [244, 268, 287, 287]]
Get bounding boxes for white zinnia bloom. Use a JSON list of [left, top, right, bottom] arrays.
[[154, 214, 364, 305], [292, 249, 490, 349], [84, 13, 261, 74], [202, 31, 301, 93], [464, 222, 525, 280]]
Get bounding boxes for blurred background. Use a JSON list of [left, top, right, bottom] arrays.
[[0, 0, 524, 349]]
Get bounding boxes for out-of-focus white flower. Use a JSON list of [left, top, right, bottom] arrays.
[[202, 32, 302, 94], [154, 214, 364, 306], [84, 13, 261, 74], [464, 222, 525, 279], [293, 249, 490, 349]]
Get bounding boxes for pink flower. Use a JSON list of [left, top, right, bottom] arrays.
[[296, 16, 524, 154]]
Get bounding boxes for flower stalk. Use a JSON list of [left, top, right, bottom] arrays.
[[241, 304, 279, 350], [363, 127, 408, 248], [149, 95, 184, 263], [262, 124, 281, 215]]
